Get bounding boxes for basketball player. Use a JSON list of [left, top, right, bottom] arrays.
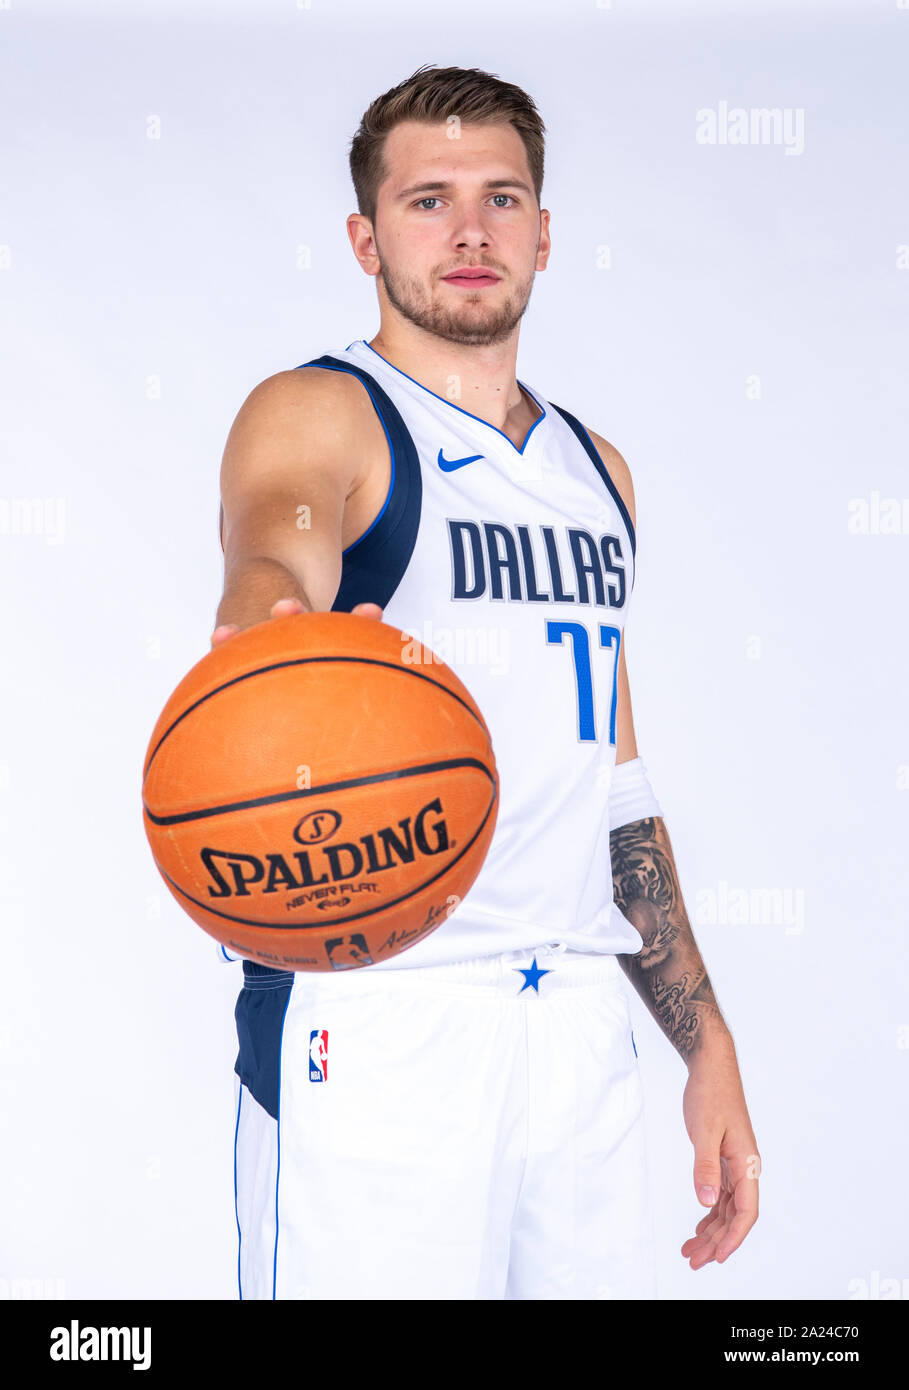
[[211, 64, 760, 1300]]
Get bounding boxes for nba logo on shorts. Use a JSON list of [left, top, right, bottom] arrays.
[[309, 1029, 328, 1083]]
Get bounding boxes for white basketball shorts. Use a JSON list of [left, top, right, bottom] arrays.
[[231, 941, 657, 1300]]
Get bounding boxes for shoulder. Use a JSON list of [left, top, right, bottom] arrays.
[[227, 364, 378, 439], [218, 365, 384, 550], [220, 364, 383, 497], [583, 426, 636, 533]]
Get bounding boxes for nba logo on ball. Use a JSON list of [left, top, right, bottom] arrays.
[[309, 1030, 328, 1083]]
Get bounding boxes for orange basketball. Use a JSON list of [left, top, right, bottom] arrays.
[[142, 611, 499, 971]]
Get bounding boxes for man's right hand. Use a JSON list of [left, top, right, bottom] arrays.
[[211, 598, 384, 648]]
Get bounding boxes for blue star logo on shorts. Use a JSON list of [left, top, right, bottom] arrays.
[[514, 956, 552, 994]]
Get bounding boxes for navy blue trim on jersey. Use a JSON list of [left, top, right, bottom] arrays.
[[356, 338, 546, 456], [550, 403, 636, 561], [296, 354, 423, 611], [234, 964, 294, 1121]]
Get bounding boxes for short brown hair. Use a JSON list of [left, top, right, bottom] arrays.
[[349, 63, 546, 227]]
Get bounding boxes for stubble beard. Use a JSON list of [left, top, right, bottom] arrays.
[[376, 248, 536, 348]]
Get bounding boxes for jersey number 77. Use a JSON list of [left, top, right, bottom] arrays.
[[547, 621, 621, 745]]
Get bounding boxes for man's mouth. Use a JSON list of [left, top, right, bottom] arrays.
[[442, 268, 501, 289]]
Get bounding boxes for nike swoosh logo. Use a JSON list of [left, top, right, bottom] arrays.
[[438, 449, 485, 472]]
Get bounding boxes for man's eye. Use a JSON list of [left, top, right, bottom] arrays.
[[414, 195, 516, 210]]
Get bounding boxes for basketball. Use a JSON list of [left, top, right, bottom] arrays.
[[141, 611, 499, 971]]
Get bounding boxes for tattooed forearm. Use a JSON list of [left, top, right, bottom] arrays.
[[611, 816, 731, 1068]]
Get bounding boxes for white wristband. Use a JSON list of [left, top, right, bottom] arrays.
[[609, 755, 663, 832]]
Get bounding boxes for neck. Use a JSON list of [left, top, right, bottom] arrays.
[[366, 323, 536, 435]]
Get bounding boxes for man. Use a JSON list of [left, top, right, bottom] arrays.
[[212, 63, 760, 1300]]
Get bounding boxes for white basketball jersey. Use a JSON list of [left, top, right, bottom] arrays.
[[298, 338, 643, 968]]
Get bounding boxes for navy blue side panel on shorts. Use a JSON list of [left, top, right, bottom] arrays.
[[234, 964, 294, 1120], [550, 403, 637, 561], [297, 354, 423, 612]]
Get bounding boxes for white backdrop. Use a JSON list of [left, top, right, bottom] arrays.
[[1, 0, 906, 1301]]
